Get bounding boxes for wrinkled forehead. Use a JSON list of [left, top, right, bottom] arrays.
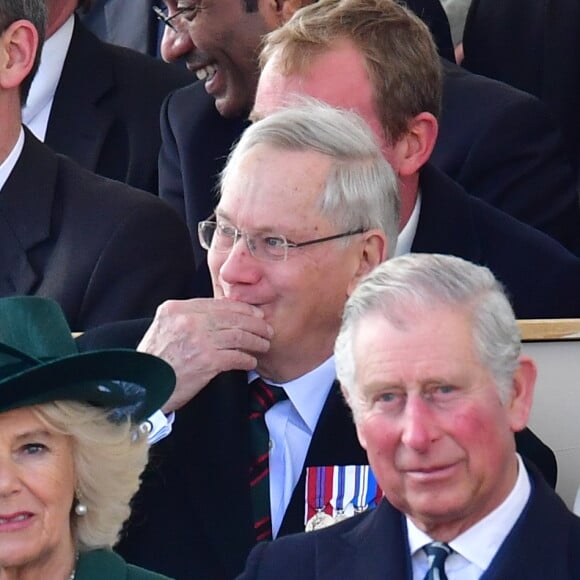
[[218, 144, 333, 229], [254, 45, 385, 144]]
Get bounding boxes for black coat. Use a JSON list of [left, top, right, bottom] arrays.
[[0, 130, 195, 330], [44, 16, 192, 194]]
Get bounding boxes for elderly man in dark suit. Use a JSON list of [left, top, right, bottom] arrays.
[[0, 1, 196, 330], [156, 0, 580, 257], [22, 0, 192, 195], [238, 253, 580, 580], [115, 101, 558, 580]]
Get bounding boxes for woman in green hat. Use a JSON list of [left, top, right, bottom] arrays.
[[0, 297, 176, 580]]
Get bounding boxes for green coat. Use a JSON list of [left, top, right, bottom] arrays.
[[76, 549, 173, 580]]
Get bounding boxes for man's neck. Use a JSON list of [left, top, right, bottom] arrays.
[[398, 173, 420, 229], [0, 104, 22, 165], [46, 0, 76, 37]]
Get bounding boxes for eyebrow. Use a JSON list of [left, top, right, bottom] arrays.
[[14, 429, 54, 443], [214, 210, 280, 234]]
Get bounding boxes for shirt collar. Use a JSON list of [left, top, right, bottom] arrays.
[[395, 191, 421, 257], [0, 128, 25, 192], [22, 14, 74, 136], [407, 454, 531, 570], [248, 355, 336, 433]]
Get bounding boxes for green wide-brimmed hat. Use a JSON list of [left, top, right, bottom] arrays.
[[0, 296, 175, 423]]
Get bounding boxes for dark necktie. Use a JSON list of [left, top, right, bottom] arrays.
[[423, 541, 452, 580], [248, 378, 288, 542]]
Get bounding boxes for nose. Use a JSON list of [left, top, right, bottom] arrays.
[[160, 26, 195, 64], [0, 458, 21, 498], [400, 395, 438, 453], [217, 236, 263, 288]]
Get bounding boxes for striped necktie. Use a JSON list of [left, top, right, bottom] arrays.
[[248, 378, 288, 542], [423, 542, 452, 580]]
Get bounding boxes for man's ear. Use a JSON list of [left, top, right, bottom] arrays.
[[392, 112, 438, 178], [259, 0, 313, 28], [347, 230, 387, 296], [507, 355, 536, 433], [0, 20, 38, 92]]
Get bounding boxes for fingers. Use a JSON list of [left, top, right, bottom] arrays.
[[139, 298, 274, 411], [212, 327, 271, 354]]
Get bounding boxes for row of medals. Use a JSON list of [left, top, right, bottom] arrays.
[[305, 503, 372, 532]]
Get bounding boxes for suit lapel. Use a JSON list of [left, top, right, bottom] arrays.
[[482, 465, 577, 578], [412, 163, 483, 262], [319, 501, 412, 579], [45, 17, 115, 172], [179, 370, 256, 578], [279, 380, 368, 536], [0, 130, 57, 295]]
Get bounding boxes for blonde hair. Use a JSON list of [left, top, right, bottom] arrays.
[[260, 0, 441, 143], [31, 401, 149, 550]]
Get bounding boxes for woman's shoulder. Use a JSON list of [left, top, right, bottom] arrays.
[[126, 562, 173, 580], [77, 549, 174, 580]]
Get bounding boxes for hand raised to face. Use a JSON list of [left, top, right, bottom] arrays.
[[138, 298, 273, 413]]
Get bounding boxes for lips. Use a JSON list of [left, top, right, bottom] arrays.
[[0, 512, 34, 531], [404, 463, 459, 481]]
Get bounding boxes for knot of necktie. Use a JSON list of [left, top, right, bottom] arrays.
[[423, 541, 452, 580]]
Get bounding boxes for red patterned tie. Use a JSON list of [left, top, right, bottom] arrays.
[[248, 378, 288, 542]]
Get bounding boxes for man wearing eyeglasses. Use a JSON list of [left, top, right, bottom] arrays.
[[116, 102, 398, 580]]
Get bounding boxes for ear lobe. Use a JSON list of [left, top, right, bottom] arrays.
[[507, 356, 536, 433], [395, 112, 438, 177], [0, 20, 38, 92], [347, 231, 387, 296]]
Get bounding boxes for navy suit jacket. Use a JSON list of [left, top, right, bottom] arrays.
[[462, 0, 580, 172], [238, 465, 580, 579], [44, 16, 192, 194], [434, 59, 580, 254], [116, 374, 556, 580], [0, 130, 196, 330], [413, 163, 580, 319]]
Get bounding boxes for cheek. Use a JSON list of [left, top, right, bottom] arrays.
[[357, 415, 398, 460], [447, 403, 507, 455]]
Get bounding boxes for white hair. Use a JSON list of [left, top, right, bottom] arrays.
[[335, 253, 521, 418], [220, 99, 400, 257]]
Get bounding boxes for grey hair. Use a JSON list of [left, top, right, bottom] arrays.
[[0, 0, 47, 102], [219, 99, 400, 258], [31, 401, 149, 551], [335, 253, 521, 417]]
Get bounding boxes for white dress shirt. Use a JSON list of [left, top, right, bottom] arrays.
[[249, 356, 336, 537], [0, 128, 24, 191], [22, 15, 74, 141], [408, 454, 531, 579], [395, 192, 421, 257]]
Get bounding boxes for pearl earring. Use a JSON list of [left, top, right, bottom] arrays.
[[75, 489, 88, 516]]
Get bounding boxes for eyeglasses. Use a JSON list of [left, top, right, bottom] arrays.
[[198, 220, 366, 262], [152, 4, 197, 32]]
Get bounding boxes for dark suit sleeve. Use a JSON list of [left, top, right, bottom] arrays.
[[450, 92, 580, 254], [236, 542, 269, 580], [158, 91, 187, 222], [76, 198, 195, 329], [236, 539, 317, 580]]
